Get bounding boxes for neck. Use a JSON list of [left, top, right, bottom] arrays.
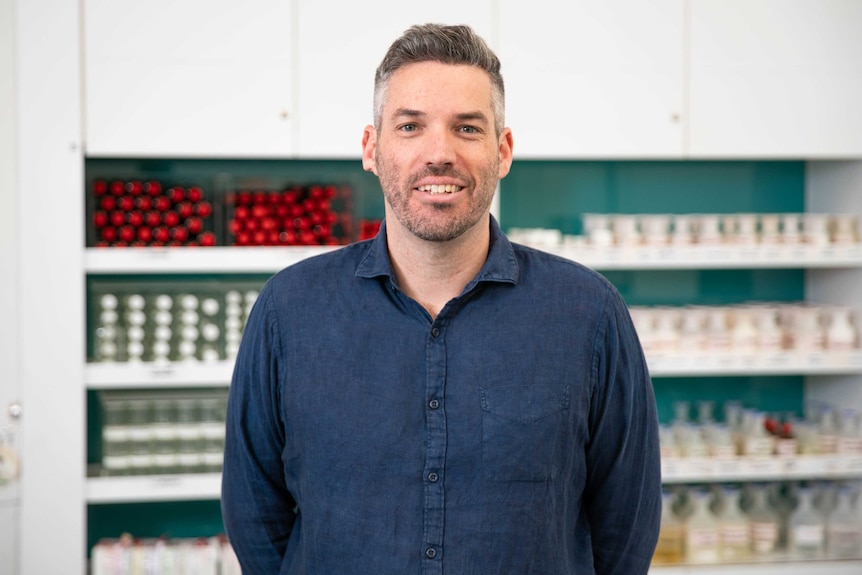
[[386, 216, 491, 320]]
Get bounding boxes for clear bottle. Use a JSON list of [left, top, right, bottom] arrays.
[[826, 485, 862, 559], [817, 405, 839, 455], [837, 409, 862, 455], [686, 488, 720, 563], [741, 410, 775, 458], [652, 490, 685, 565], [788, 486, 826, 559], [748, 484, 780, 557], [825, 306, 858, 351], [716, 486, 751, 561]]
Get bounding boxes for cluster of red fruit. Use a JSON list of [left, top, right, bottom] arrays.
[[92, 179, 216, 247], [227, 186, 346, 246]]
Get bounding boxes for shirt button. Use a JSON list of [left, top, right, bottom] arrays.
[[431, 327, 440, 337], [428, 472, 439, 482], [429, 399, 439, 409], [425, 547, 437, 559]]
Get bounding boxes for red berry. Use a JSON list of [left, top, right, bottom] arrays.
[[144, 181, 162, 196], [100, 196, 117, 211], [119, 226, 135, 243], [136, 227, 153, 243], [195, 201, 213, 218], [163, 211, 180, 227], [125, 181, 143, 196], [110, 181, 125, 196], [186, 217, 203, 235], [145, 211, 162, 227], [176, 202, 194, 219], [110, 211, 126, 227], [135, 196, 153, 211], [187, 186, 204, 202], [198, 232, 216, 247]]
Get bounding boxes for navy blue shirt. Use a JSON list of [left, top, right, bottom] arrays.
[[222, 217, 661, 574]]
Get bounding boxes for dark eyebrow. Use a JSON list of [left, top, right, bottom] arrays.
[[390, 109, 491, 126], [455, 111, 491, 126], [392, 108, 425, 120]]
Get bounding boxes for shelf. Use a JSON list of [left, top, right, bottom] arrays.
[[648, 351, 862, 377], [662, 454, 862, 484], [538, 243, 862, 270], [86, 361, 234, 389], [85, 246, 339, 274], [649, 559, 862, 574], [86, 472, 221, 503], [85, 243, 862, 274]]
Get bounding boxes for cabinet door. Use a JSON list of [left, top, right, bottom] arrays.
[[84, 0, 293, 158], [689, 0, 862, 157], [498, 0, 686, 159], [295, 0, 494, 158]]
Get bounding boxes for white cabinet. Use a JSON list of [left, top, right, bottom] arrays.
[[295, 0, 494, 158], [83, 0, 294, 158], [688, 0, 862, 158], [498, 0, 686, 158]]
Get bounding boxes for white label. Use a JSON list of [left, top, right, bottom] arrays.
[[102, 426, 130, 442], [751, 521, 778, 553], [687, 527, 720, 562], [720, 523, 750, 546], [793, 524, 825, 547]]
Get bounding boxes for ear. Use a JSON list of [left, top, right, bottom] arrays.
[[497, 127, 514, 179], [361, 125, 378, 174]]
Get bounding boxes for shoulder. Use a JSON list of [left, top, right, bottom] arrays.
[[510, 241, 618, 299]]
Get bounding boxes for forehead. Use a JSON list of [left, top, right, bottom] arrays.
[[382, 61, 494, 117]]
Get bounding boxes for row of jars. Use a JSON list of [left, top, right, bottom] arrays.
[[584, 212, 860, 248], [91, 283, 261, 363], [654, 481, 862, 564], [630, 302, 859, 357], [663, 400, 862, 460], [99, 389, 228, 476], [91, 534, 240, 575]]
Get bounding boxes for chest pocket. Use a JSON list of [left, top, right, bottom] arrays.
[[480, 382, 570, 482]]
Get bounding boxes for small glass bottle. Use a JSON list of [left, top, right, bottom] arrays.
[[826, 486, 862, 559], [716, 486, 751, 561], [748, 484, 780, 557], [652, 490, 685, 565], [686, 488, 720, 563], [788, 486, 826, 559], [741, 410, 775, 458]]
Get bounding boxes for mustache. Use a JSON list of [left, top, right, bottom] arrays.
[[407, 165, 474, 187]]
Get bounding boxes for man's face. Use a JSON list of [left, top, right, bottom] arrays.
[[362, 61, 513, 243]]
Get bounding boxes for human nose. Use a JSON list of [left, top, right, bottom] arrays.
[[424, 125, 456, 166]]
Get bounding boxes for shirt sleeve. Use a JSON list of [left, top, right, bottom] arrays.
[[584, 286, 662, 574], [221, 282, 296, 573]]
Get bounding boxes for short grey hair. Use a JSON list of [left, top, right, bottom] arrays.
[[373, 23, 505, 136]]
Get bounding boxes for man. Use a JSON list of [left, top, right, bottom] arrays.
[[222, 23, 661, 574]]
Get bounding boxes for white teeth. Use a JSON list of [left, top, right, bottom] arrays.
[[417, 184, 460, 194]]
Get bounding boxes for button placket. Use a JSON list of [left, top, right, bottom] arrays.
[[422, 321, 446, 573]]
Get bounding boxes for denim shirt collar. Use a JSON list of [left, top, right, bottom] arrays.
[[355, 215, 520, 290]]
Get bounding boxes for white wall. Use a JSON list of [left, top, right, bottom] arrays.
[[14, 0, 86, 573], [0, 0, 21, 565]]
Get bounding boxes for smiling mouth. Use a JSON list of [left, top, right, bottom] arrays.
[[416, 184, 463, 195]]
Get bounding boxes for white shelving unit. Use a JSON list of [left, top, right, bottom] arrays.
[[86, 473, 221, 504], [9, 2, 854, 573]]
